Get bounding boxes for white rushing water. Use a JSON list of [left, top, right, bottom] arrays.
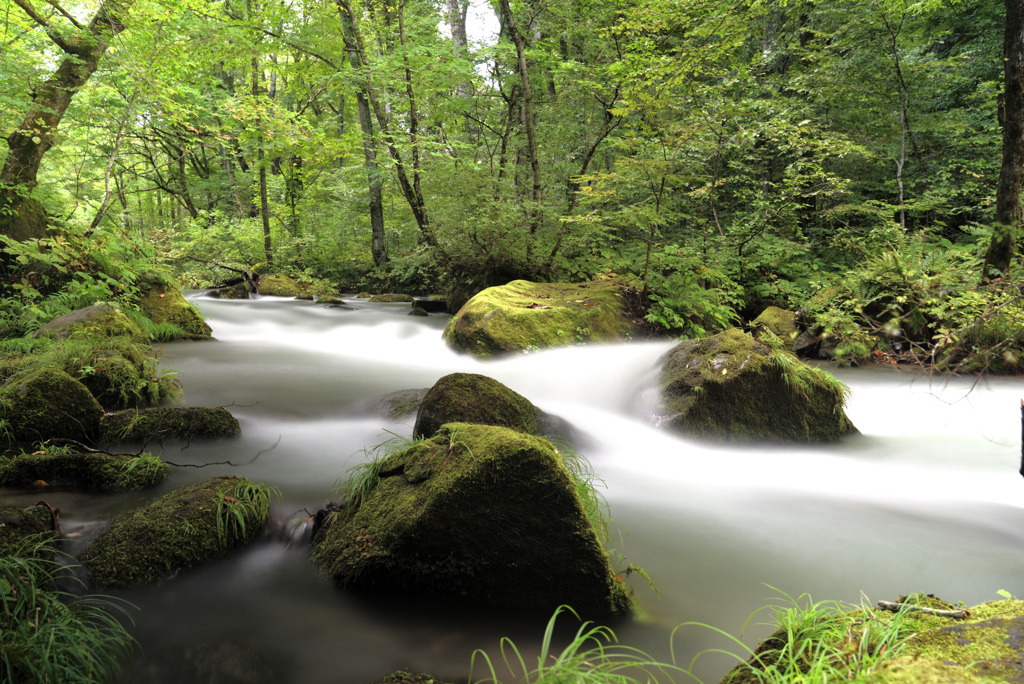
[[7, 294, 1024, 683]]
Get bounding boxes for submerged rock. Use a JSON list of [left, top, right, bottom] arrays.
[[81, 475, 272, 587], [99, 406, 241, 444], [658, 328, 857, 442], [375, 389, 429, 420], [0, 450, 168, 491], [0, 368, 102, 451], [137, 272, 212, 340], [412, 373, 541, 439], [311, 423, 631, 616], [442, 279, 645, 358]]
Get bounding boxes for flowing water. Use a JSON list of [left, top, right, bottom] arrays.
[[6, 295, 1024, 683]]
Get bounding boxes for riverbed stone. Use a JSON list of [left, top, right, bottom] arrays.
[[0, 367, 102, 451], [81, 475, 271, 588], [137, 272, 212, 340], [412, 373, 541, 439], [443, 279, 646, 358], [658, 328, 857, 442], [311, 423, 631, 616], [99, 406, 241, 444], [0, 449, 168, 491], [375, 389, 429, 420]]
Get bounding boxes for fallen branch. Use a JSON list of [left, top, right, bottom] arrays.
[[877, 600, 970, 619], [163, 435, 280, 468]]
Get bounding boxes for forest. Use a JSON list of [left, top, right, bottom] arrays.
[[0, 0, 1021, 370]]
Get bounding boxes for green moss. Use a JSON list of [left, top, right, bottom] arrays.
[[34, 303, 148, 344], [313, 423, 631, 617], [0, 367, 102, 451], [412, 373, 540, 439], [368, 293, 414, 303], [442, 279, 645, 358], [752, 306, 799, 344], [136, 272, 212, 340], [0, 449, 168, 491], [659, 329, 857, 442], [257, 274, 305, 297], [375, 389, 428, 420], [81, 475, 271, 588], [99, 407, 241, 444], [370, 671, 454, 684], [0, 504, 56, 556]]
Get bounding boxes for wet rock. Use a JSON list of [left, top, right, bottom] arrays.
[[81, 475, 272, 587], [375, 389, 429, 420], [311, 423, 631, 617], [369, 293, 414, 303], [371, 672, 455, 684], [658, 328, 857, 442], [412, 373, 541, 439], [257, 273, 304, 297], [0, 368, 102, 451], [0, 503, 57, 555], [206, 283, 250, 299], [99, 406, 241, 444], [408, 306, 429, 317], [0, 449, 168, 491], [442, 279, 645, 358], [411, 296, 448, 314], [137, 272, 212, 340]]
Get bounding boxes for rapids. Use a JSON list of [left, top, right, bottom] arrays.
[[4, 294, 1024, 683]]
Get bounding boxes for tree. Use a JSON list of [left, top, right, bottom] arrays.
[[1, 0, 135, 242], [982, 0, 1024, 280]]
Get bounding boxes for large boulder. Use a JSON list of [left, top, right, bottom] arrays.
[[752, 306, 799, 346], [443, 279, 646, 358], [35, 303, 147, 344], [368, 293, 414, 303], [658, 328, 857, 442], [0, 450, 168, 491], [257, 273, 304, 297], [413, 373, 541, 439], [137, 272, 212, 340], [0, 368, 102, 451], [99, 407, 241, 444], [81, 475, 272, 587], [311, 423, 631, 616]]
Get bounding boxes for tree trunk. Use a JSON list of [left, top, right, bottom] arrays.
[[983, 0, 1024, 281], [0, 0, 135, 241], [252, 57, 274, 266], [446, 0, 471, 97]]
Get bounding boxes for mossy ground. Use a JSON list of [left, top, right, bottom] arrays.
[[660, 328, 856, 442], [81, 475, 271, 587], [312, 423, 631, 616], [412, 373, 540, 439], [0, 448, 168, 491], [442, 279, 645, 358], [99, 406, 241, 444]]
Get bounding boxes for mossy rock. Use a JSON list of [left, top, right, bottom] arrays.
[[371, 672, 455, 684], [0, 194, 48, 243], [0, 450, 168, 491], [658, 328, 857, 442], [408, 306, 429, 317], [99, 407, 241, 444], [207, 283, 250, 299], [34, 303, 148, 344], [0, 504, 57, 556], [375, 389, 429, 420], [311, 423, 631, 616], [81, 475, 272, 588], [257, 273, 305, 297], [442, 279, 645, 358], [0, 368, 102, 451], [317, 295, 346, 305], [413, 373, 540, 439], [137, 272, 212, 340], [751, 306, 799, 346], [369, 293, 414, 303]]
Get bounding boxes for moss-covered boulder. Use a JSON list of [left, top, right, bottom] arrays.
[[257, 273, 304, 297], [0, 368, 102, 451], [752, 306, 799, 346], [0, 504, 58, 556], [0, 450, 168, 491], [443, 279, 645, 358], [81, 475, 272, 588], [99, 407, 241, 444], [413, 373, 541, 439], [408, 306, 429, 317], [35, 303, 147, 344], [312, 423, 631, 616], [207, 283, 250, 299], [369, 293, 414, 303], [137, 272, 212, 340], [658, 328, 857, 442]]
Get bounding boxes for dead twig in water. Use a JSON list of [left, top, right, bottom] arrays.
[[877, 600, 970, 619]]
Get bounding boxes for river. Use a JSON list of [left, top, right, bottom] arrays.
[[5, 294, 1024, 683]]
